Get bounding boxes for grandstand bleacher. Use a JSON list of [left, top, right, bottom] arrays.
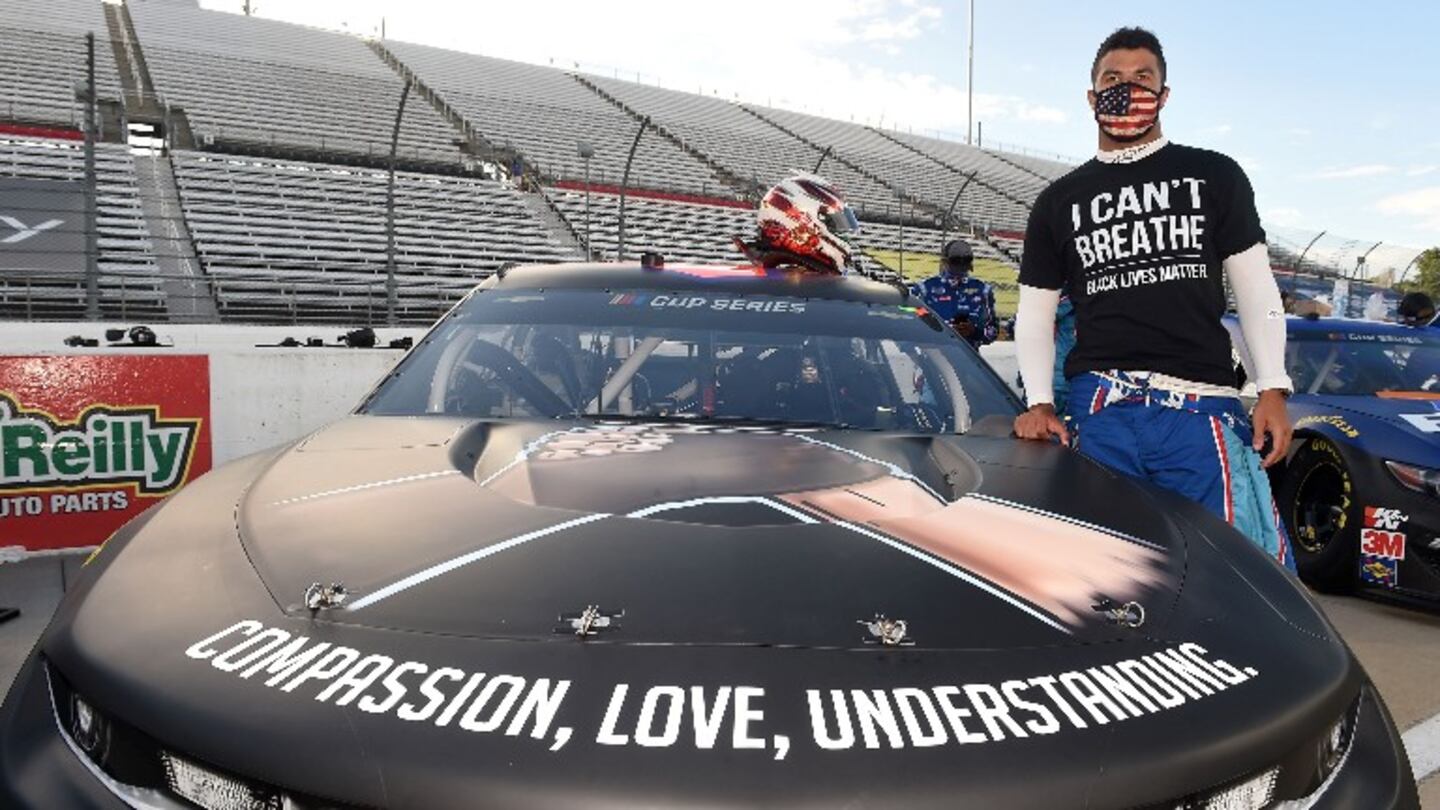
[[748, 104, 1033, 231], [171, 150, 577, 324], [126, 0, 460, 163], [0, 135, 163, 320], [0, 0, 1113, 326], [545, 184, 994, 279], [580, 75, 905, 218], [1, 0, 122, 131], [380, 41, 725, 195]]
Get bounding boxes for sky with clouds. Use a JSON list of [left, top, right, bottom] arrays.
[[204, 0, 1439, 274]]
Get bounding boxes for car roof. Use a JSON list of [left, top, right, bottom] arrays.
[[1284, 315, 1439, 338], [480, 261, 912, 305]]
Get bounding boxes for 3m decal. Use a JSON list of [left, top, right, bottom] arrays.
[[1360, 529, 1406, 560], [1359, 508, 1406, 561], [186, 621, 1260, 758], [0, 355, 211, 550]]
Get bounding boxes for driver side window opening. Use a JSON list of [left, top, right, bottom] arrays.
[[423, 323, 971, 432]]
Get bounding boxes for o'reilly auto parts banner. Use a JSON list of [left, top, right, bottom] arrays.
[[0, 355, 211, 551]]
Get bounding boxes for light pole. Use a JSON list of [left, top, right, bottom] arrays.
[[938, 171, 977, 249], [77, 33, 98, 320], [617, 116, 650, 259], [1291, 229, 1326, 295], [813, 145, 832, 175], [1398, 253, 1422, 285], [966, 0, 975, 145], [577, 141, 594, 260], [896, 186, 906, 279], [1354, 241, 1383, 281], [384, 80, 411, 326]]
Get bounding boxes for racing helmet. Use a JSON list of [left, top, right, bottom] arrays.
[[755, 173, 860, 274]]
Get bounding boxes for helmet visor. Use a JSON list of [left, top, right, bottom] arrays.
[[823, 206, 861, 235]]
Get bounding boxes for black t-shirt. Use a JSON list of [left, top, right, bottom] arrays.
[[1019, 143, 1265, 387]]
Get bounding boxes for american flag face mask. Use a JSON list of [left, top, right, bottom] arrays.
[[1093, 81, 1163, 142]]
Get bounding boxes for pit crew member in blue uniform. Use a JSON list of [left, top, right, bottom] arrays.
[[912, 239, 997, 348]]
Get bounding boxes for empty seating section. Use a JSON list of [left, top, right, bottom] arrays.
[[989, 150, 1073, 181], [582, 76, 903, 218], [546, 187, 751, 264], [886, 130, 1047, 201], [382, 41, 722, 194], [1, 0, 122, 128], [1, 3, 1084, 325], [544, 186, 994, 283], [989, 233, 1025, 263], [126, 0, 458, 162], [172, 151, 576, 323], [853, 223, 1005, 264], [0, 137, 164, 319], [752, 105, 1030, 230]]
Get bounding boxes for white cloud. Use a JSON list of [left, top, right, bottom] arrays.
[[857, 4, 942, 42], [1376, 187, 1440, 232], [1200, 124, 1233, 137], [1308, 164, 1395, 180], [1407, 165, 1439, 177], [1263, 207, 1304, 228]]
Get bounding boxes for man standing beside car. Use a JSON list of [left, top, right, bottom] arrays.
[[1012, 27, 1296, 569]]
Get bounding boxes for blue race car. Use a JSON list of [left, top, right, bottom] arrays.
[[1239, 316, 1440, 603]]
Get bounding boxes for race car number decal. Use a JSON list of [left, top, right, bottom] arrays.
[[1399, 413, 1440, 434]]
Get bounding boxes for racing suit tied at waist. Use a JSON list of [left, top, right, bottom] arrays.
[[1066, 371, 1296, 572]]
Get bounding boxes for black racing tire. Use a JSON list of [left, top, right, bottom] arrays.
[[1277, 437, 1358, 592]]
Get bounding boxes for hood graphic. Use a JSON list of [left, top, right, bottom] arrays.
[[237, 419, 1183, 649]]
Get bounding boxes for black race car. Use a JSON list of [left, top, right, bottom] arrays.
[[1, 262, 1418, 808], [1250, 316, 1440, 603]]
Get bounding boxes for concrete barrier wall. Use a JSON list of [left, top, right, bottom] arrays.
[[0, 322, 427, 465]]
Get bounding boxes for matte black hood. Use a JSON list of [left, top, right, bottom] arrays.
[[33, 416, 1362, 810], [238, 416, 1190, 647]]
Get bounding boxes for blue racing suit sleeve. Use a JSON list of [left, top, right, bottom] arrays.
[[980, 283, 998, 345]]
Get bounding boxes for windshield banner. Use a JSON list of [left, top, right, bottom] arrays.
[[0, 355, 211, 552]]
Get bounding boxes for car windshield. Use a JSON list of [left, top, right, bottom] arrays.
[[362, 287, 1019, 433], [1288, 329, 1440, 396]]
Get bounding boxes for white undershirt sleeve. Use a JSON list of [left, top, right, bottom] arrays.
[[1225, 242, 1293, 393], [1015, 284, 1062, 407]]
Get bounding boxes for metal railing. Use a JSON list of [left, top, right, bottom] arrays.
[[0, 267, 468, 326]]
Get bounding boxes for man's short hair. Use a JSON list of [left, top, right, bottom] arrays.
[[1091, 27, 1166, 85], [1399, 291, 1435, 325]]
